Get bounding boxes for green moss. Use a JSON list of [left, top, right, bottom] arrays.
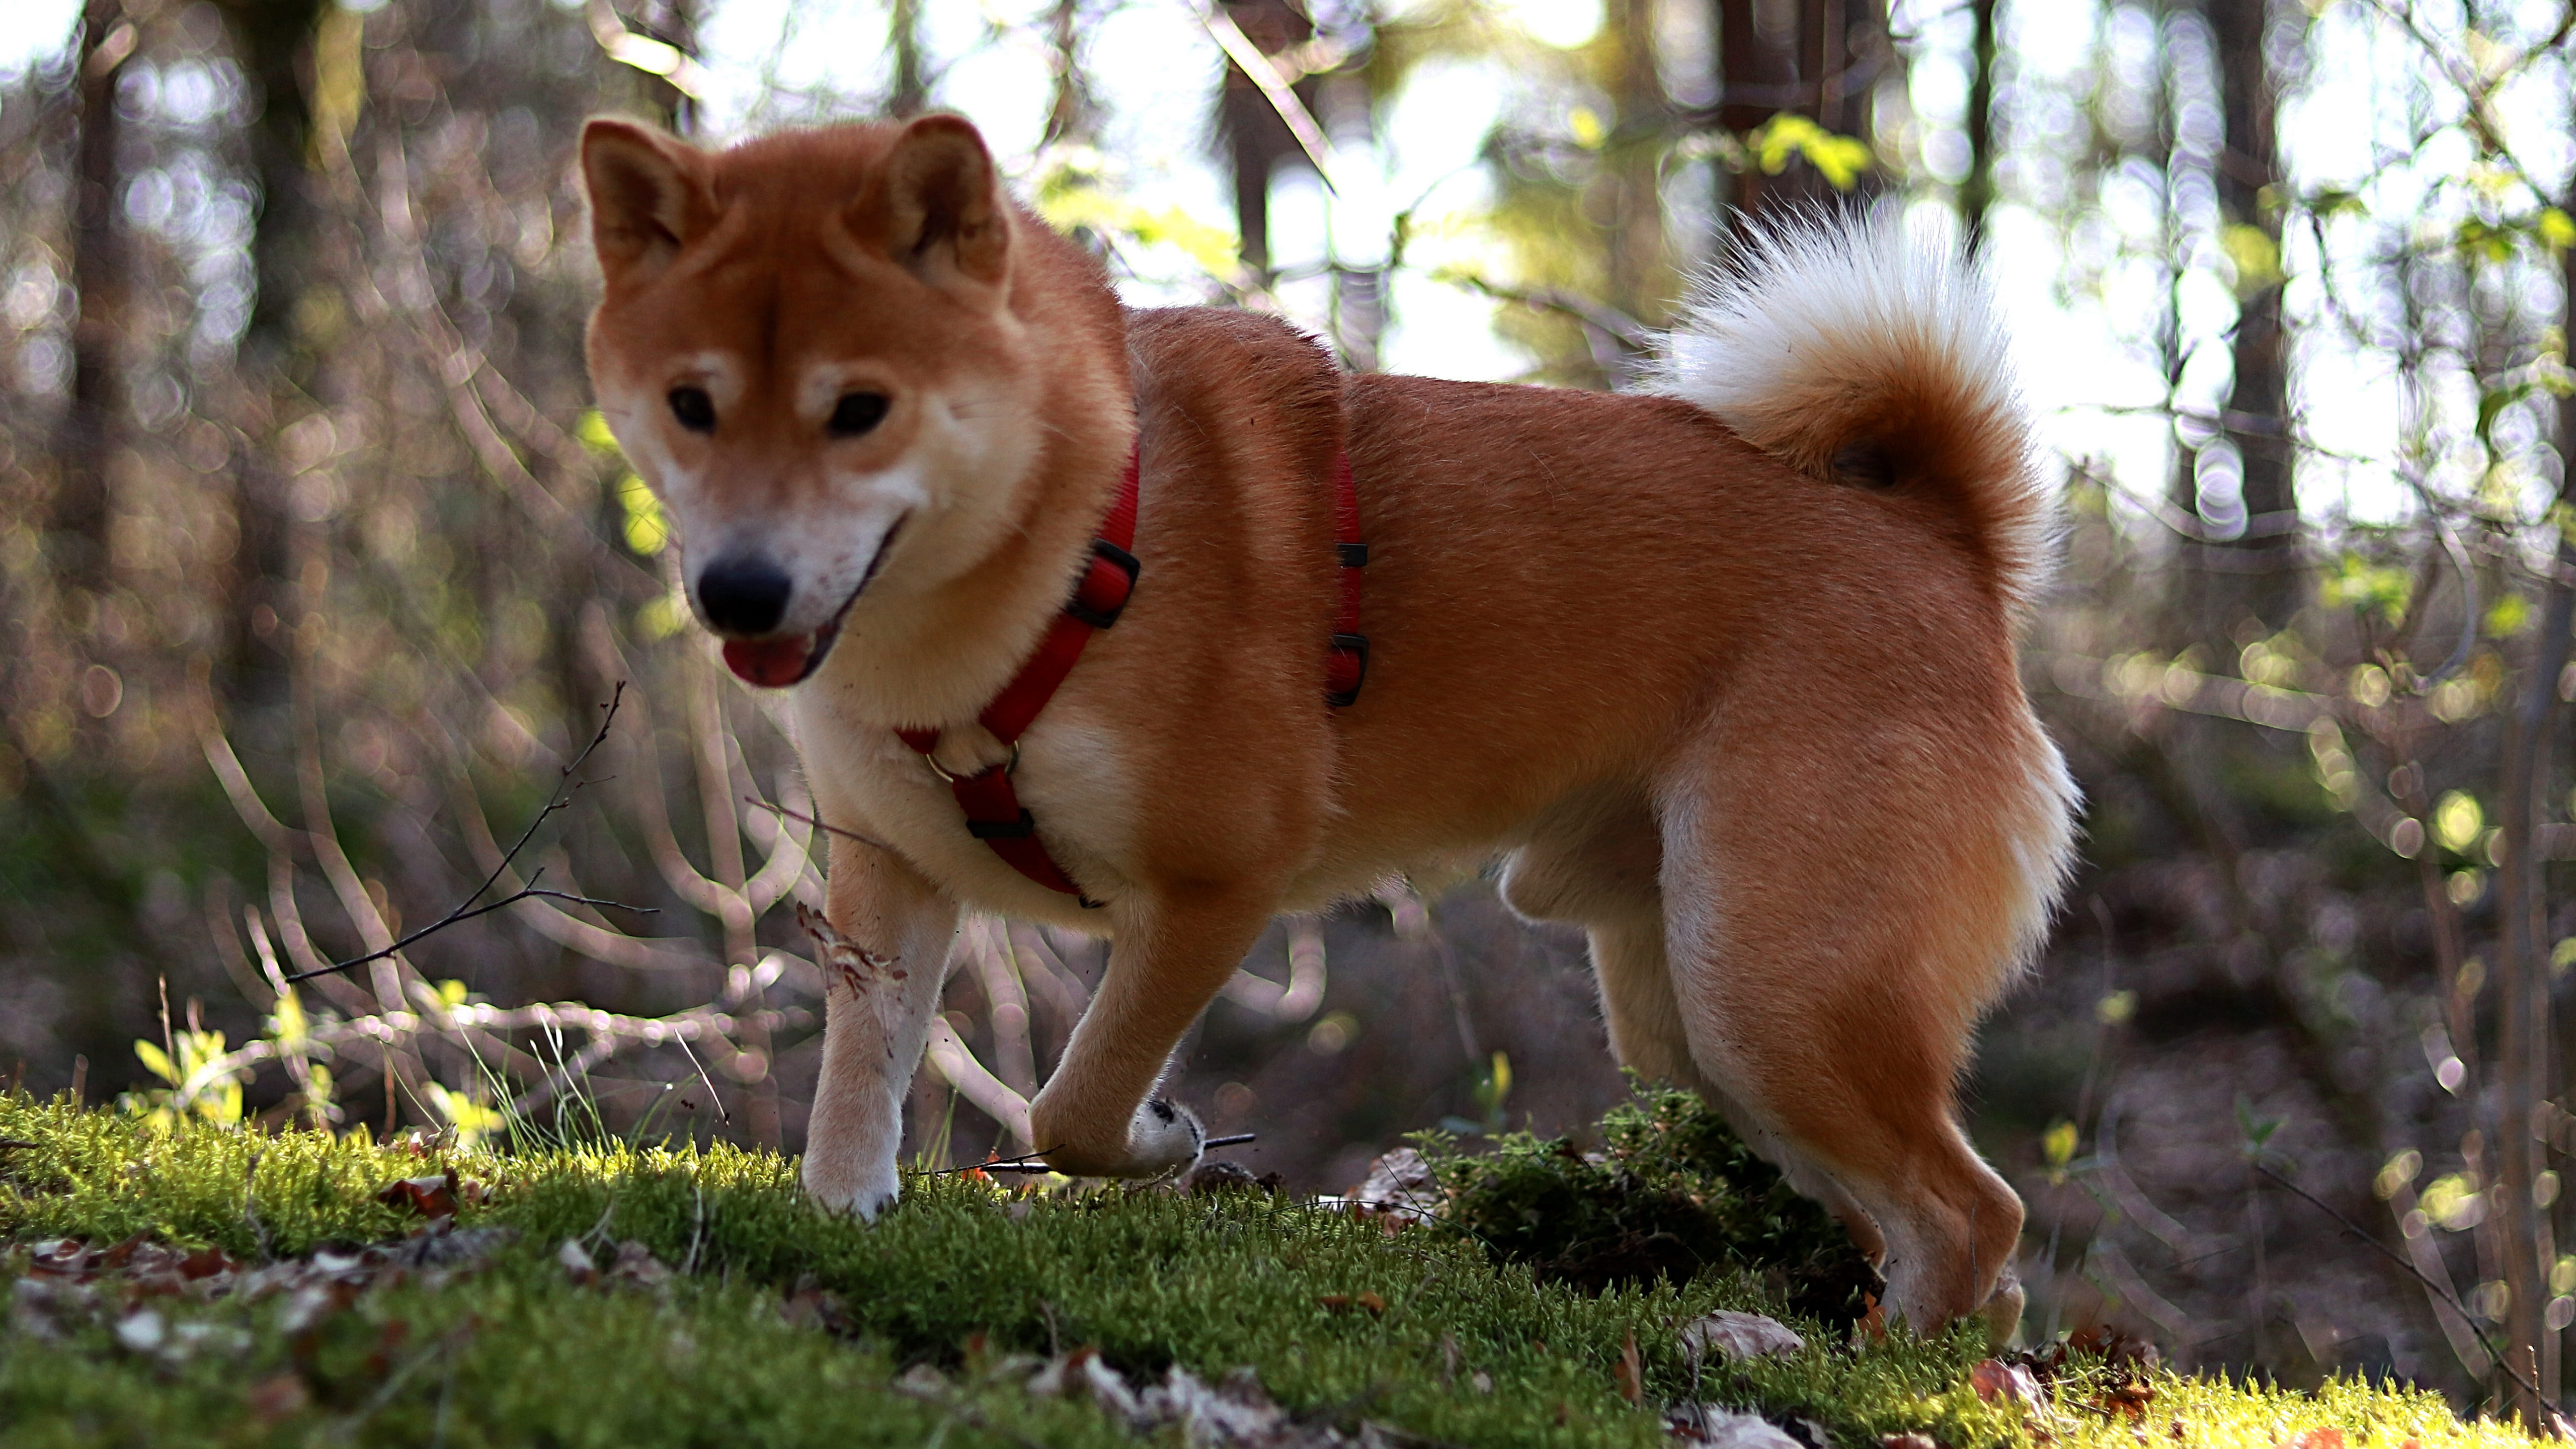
[[1420, 1085, 1880, 1326], [0, 1263, 1137, 1449], [0, 1093, 2551, 1448]]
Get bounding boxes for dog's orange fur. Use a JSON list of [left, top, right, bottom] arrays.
[[580, 114, 2077, 1331]]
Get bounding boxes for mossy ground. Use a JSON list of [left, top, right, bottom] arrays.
[[1425, 1088, 1882, 1326], [0, 1091, 2544, 1448]]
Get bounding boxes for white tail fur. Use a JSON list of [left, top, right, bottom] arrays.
[[1653, 211, 2055, 623]]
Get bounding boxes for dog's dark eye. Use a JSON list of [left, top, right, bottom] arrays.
[[668, 386, 715, 433], [829, 392, 890, 437]]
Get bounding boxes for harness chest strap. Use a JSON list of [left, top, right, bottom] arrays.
[[899, 440, 1366, 904], [1326, 449, 1368, 706]]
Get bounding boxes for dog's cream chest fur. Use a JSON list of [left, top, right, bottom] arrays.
[[792, 686, 1140, 931]]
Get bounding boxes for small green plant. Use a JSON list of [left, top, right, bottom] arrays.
[[1439, 1050, 1515, 1138], [117, 1032, 247, 1132], [421, 1080, 508, 1149]]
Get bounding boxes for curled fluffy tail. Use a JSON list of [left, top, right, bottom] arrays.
[[1652, 213, 2053, 623]]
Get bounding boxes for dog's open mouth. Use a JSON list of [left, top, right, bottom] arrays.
[[715, 522, 903, 689], [720, 616, 844, 688]]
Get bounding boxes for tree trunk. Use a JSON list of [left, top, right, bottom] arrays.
[[1216, 0, 1317, 282], [214, 0, 329, 711], [51, 0, 133, 598], [1600, 0, 1669, 341], [1960, 0, 1998, 252], [1800, 0, 1875, 142], [2502, 192, 2576, 1422], [891, 0, 927, 117], [1042, 0, 1094, 147], [1713, 1, 1886, 244], [2206, 0, 2299, 628], [1716, 0, 1804, 230]]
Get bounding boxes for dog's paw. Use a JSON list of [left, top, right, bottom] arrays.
[[1132, 1096, 1207, 1178], [1979, 1264, 2026, 1349], [802, 1153, 901, 1223], [1038, 1096, 1206, 1179]]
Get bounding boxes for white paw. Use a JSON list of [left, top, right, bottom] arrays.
[[803, 1153, 901, 1222], [1979, 1265, 2026, 1348], [1040, 1096, 1208, 1179], [1129, 1096, 1208, 1178]]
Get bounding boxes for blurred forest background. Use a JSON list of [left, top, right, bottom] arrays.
[[5, 0, 2576, 1416]]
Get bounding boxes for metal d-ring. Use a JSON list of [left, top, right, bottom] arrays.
[[924, 740, 1019, 785]]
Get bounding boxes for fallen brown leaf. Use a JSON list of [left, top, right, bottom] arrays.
[[606, 1239, 673, 1287], [1970, 1358, 2041, 1409], [2056, 1324, 2161, 1373], [245, 1372, 311, 1424], [1340, 1148, 1442, 1217], [376, 1171, 460, 1221], [2095, 1377, 2155, 1422], [778, 1273, 858, 1335], [1681, 1310, 1804, 1364], [1185, 1161, 1264, 1195]]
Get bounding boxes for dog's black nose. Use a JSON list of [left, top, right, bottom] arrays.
[[697, 554, 794, 635]]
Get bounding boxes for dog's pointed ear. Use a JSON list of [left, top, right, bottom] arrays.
[[582, 118, 715, 284], [856, 115, 1009, 291]]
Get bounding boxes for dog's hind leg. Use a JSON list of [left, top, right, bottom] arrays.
[[1026, 886, 1277, 1179], [803, 837, 963, 1219], [1650, 687, 2071, 1332], [1501, 789, 1885, 1263], [1501, 786, 1708, 1094]]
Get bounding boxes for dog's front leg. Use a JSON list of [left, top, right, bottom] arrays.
[[1029, 887, 1275, 1179], [801, 837, 961, 1219]]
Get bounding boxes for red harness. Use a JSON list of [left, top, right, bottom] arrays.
[[898, 443, 1366, 906]]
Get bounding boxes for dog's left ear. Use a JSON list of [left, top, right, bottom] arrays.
[[856, 115, 1009, 293]]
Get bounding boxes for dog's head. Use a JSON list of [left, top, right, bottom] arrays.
[[581, 116, 1091, 688]]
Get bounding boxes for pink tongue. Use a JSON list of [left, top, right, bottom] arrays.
[[721, 635, 814, 688]]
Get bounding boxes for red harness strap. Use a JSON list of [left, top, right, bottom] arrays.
[[1326, 449, 1369, 706], [903, 441, 1364, 905]]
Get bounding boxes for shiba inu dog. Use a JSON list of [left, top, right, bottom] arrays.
[[579, 113, 2076, 1331]]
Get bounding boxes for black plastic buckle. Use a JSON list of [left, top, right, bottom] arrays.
[[1065, 538, 1141, 630], [1337, 540, 1369, 569], [1326, 632, 1369, 708], [967, 810, 1038, 841]]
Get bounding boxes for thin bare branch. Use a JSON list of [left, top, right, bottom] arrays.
[[1194, 1, 1339, 194], [745, 795, 897, 854], [924, 1135, 1256, 1176], [287, 687, 655, 983], [2256, 1161, 2541, 1411]]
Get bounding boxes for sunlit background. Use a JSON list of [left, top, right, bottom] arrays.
[[6, 0, 2571, 532]]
